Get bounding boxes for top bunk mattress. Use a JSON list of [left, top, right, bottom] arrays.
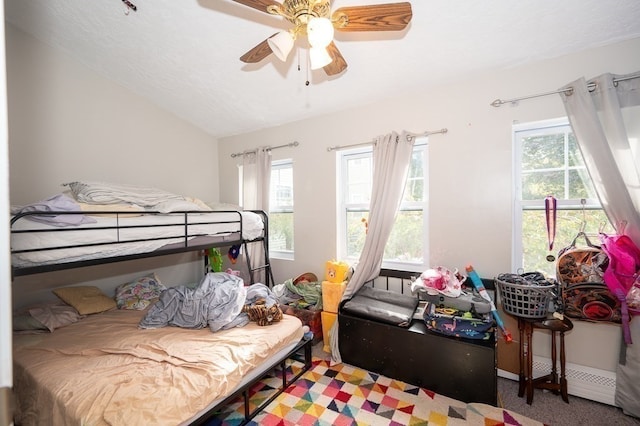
[[13, 308, 304, 425], [10, 210, 264, 270], [10, 181, 266, 273]]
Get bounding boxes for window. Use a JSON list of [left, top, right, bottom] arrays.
[[269, 159, 294, 259], [337, 140, 428, 270], [514, 118, 613, 277]]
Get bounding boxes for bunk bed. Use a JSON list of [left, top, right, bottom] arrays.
[[9, 185, 312, 425], [11, 206, 269, 281]]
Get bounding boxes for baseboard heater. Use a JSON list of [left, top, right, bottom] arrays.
[[498, 356, 617, 406]]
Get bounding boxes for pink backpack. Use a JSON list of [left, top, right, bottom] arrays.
[[600, 233, 640, 344]]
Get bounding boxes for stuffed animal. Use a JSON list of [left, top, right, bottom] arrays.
[[228, 245, 241, 264], [206, 248, 223, 272], [225, 268, 242, 277], [242, 299, 283, 326]]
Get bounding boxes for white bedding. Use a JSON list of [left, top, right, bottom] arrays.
[[11, 210, 264, 267]]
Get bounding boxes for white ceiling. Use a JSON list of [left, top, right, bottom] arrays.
[[5, 0, 640, 139]]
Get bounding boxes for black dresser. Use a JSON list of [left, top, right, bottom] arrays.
[[338, 293, 497, 405]]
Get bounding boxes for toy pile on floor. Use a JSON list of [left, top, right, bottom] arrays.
[[273, 261, 351, 348], [273, 272, 324, 344]]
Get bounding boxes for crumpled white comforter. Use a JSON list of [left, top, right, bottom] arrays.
[[139, 272, 249, 332]]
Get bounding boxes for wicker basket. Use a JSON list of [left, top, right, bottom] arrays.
[[496, 278, 555, 319]]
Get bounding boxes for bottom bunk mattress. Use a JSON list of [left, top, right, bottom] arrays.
[[12, 308, 304, 425]]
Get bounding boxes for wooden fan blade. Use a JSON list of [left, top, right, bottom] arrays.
[[240, 33, 277, 63], [232, 0, 281, 14], [323, 42, 348, 76], [332, 2, 412, 32]]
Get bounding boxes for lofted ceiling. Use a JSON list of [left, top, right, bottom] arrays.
[[5, 0, 640, 139]]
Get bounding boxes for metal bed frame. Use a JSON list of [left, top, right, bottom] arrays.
[[192, 338, 313, 425], [10, 208, 309, 424], [10, 209, 274, 286]]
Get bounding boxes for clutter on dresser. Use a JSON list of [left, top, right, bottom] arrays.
[[422, 300, 494, 340], [467, 265, 512, 342], [339, 269, 497, 406], [411, 265, 507, 341]]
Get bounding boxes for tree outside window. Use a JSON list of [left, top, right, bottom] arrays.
[[514, 119, 613, 277], [339, 141, 428, 270], [269, 160, 294, 258]]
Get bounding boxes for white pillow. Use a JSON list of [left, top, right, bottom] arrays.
[[63, 181, 182, 207], [154, 199, 211, 213], [207, 202, 243, 211]]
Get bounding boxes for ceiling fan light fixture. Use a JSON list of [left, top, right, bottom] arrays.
[[267, 31, 295, 61], [235, 0, 413, 76], [309, 46, 333, 70], [307, 17, 334, 48]]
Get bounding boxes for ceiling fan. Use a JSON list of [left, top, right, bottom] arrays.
[[233, 0, 413, 76]]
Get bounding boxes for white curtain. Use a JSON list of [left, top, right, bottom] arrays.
[[330, 131, 416, 363], [559, 71, 640, 417], [241, 147, 271, 284], [559, 72, 640, 248], [242, 147, 271, 212]]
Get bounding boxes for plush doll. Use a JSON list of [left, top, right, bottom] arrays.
[[242, 299, 283, 326], [225, 268, 242, 277]]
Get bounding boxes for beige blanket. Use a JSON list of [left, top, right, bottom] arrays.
[[13, 308, 303, 425]]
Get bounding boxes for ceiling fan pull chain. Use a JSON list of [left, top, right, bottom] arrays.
[[305, 49, 310, 86], [121, 0, 137, 15]]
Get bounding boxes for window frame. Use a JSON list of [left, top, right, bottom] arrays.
[[269, 158, 294, 260], [512, 118, 606, 275], [337, 138, 429, 272]]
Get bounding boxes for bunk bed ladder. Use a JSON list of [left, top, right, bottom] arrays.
[[243, 210, 274, 288], [243, 236, 275, 288]]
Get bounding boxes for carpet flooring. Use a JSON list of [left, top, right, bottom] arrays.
[[207, 358, 544, 426]]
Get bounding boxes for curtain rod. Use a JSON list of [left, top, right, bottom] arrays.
[[230, 141, 299, 158], [326, 128, 448, 152], [490, 73, 640, 107]]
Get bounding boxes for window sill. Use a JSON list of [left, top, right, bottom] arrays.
[[270, 250, 294, 261]]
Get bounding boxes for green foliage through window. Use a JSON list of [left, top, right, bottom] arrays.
[[341, 143, 427, 266], [269, 161, 294, 253], [515, 120, 612, 277]]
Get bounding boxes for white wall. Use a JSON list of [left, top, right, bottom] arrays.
[[6, 24, 220, 307], [217, 37, 640, 374], [6, 24, 219, 206]]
